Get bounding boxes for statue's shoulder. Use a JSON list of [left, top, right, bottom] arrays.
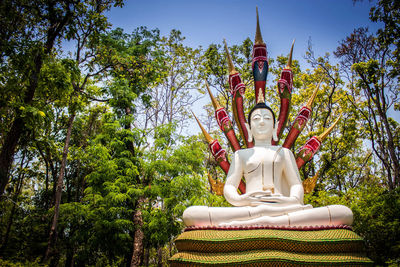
[[234, 148, 255, 159], [235, 148, 252, 155], [276, 146, 290, 152], [275, 146, 296, 159], [273, 146, 294, 157]]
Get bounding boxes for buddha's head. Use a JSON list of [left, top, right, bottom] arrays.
[[246, 103, 278, 143], [248, 102, 276, 127]]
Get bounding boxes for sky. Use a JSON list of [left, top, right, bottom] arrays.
[[104, 1, 400, 130], [106, 0, 379, 62]]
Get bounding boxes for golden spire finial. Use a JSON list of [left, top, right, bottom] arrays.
[[205, 81, 222, 110], [223, 39, 237, 75], [286, 39, 295, 69], [306, 78, 322, 109], [257, 89, 265, 104], [255, 7, 265, 45], [191, 111, 214, 144], [317, 113, 342, 141]]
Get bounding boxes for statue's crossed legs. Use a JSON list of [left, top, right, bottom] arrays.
[[183, 204, 353, 227]]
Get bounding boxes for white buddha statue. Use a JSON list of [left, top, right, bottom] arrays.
[[183, 103, 353, 227]]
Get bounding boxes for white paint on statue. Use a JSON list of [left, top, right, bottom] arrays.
[[183, 108, 353, 227]]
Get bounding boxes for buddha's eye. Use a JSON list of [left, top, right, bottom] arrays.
[[263, 115, 271, 120], [252, 115, 261, 120]]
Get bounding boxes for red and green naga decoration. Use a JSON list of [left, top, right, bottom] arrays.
[[253, 7, 269, 104], [295, 115, 342, 169], [192, 8, 342, 195], [273, 40, 295, 145], [224, 39, 253, 148], [205, 81, 241, 152], [192, 111, 246, 194], [282, 79, 321, 149]]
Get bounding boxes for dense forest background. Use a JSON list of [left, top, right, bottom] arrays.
[[0, 0, 399, 266]]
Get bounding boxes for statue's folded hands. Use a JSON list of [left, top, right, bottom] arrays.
[[249, 195, 300, 204], [225, 189, 300, 206]]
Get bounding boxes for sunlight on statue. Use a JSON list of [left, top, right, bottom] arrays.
[[183, 102, 353, 227]]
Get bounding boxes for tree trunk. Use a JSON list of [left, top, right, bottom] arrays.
[[65, 249, 74, 267], [130, 196, 145, 267], [0, 189, 21, 256], [0, 47, 45, 197], [65, 228, 76, 267], [143, 247, 150, 267], [44, 112, 76, 263], [0, 150, 26, 255], [379, 112, 400, 189], [0, 118, 23, 197], [157, 246, 163, 267]]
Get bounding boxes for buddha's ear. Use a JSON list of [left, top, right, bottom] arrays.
[[272, 121, 279, 142], [245, 123, 253, 143]]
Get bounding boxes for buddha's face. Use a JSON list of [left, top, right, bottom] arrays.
[[250, 108, 274, 141]]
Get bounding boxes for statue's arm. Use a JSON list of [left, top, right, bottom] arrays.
[[282, 148, 304, 204], [223, 151, 248, 206]]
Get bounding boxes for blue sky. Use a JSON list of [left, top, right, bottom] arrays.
[[107, 0, 379, 64], [105, 1, 400, 126]]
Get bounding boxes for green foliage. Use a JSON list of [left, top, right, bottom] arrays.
[[100, 27, 163, 111], [370, 0, 400, 78], [305, 183, 400, 265], [351, 186, 400, 265], [0, 258, 43, 267]]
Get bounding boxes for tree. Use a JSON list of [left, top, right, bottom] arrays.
[[0, 0, 123, 197], [300, 43, 374, 193], [42, 2, 133, 263], [370, 0, 400, 78], [334, 27, 399, 190], [96, 27, 164, 267], [137, 30, 203, 131]]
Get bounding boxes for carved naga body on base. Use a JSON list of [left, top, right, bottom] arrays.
[[184, 8, 353, 227]]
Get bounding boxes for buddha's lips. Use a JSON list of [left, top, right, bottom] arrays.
[[255, 127, 270, 134]]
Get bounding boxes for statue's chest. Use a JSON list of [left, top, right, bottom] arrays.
[[244, 148, 283, 187]]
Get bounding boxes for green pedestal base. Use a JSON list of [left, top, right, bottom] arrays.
[[169, 226, 373, 266]]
